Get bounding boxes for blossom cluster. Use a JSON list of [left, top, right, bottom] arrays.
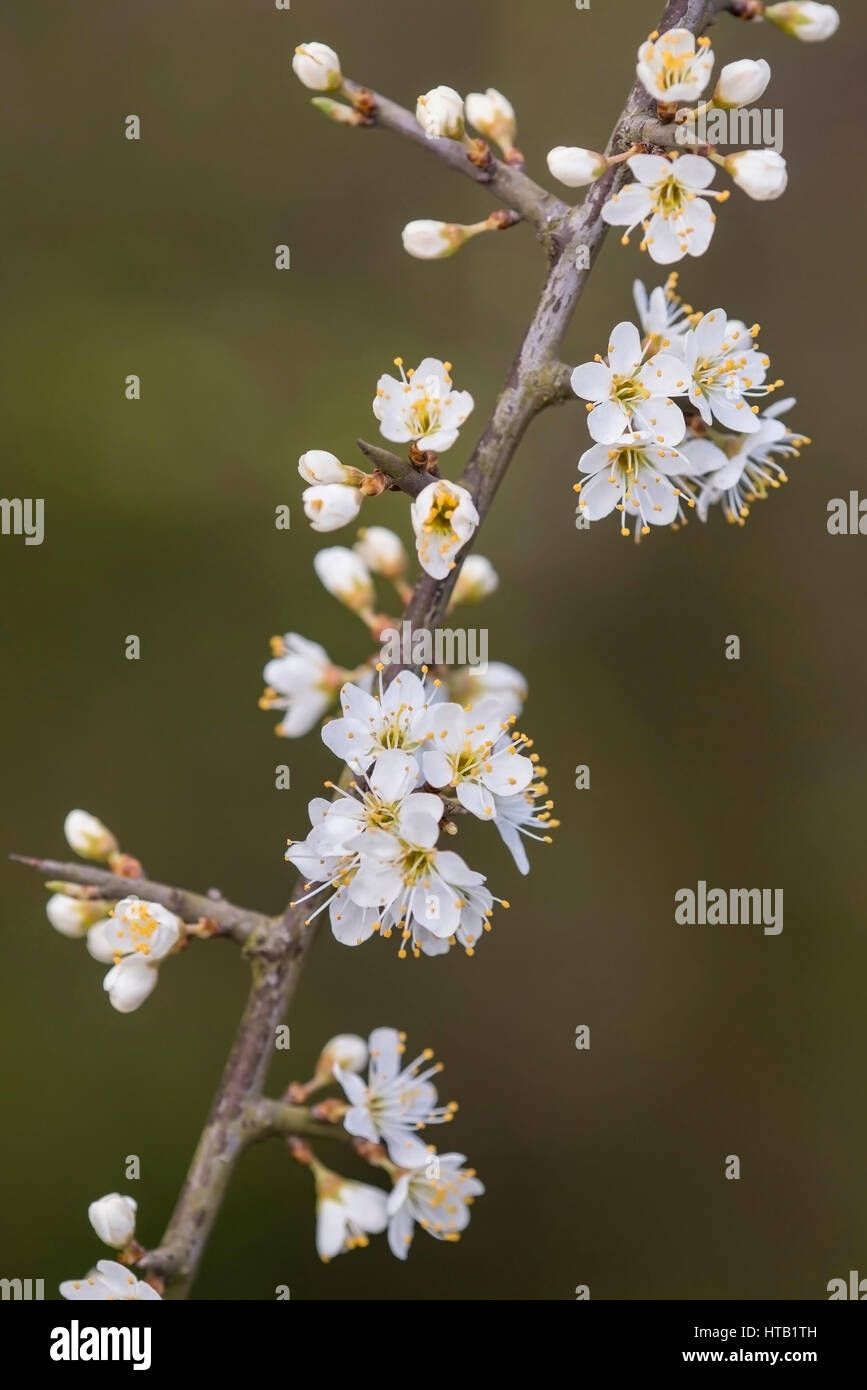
[[260, 523, 525, 738], [46, 812, 186, 1013], [544, 11, 840, 265], [287, 664, 555, 957], [572, 275, 808, 538], [292, 1027, 484, 1261], [299, 356, 479, 580]]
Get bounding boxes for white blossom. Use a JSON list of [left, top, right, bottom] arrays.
[[313, 546, 375, 616], [302, 482, 363, 532], [354, 526, 407, 579], [546, 146, 607, 188], [416, 86, 464, 140], [422, 698, 534, 820], [682, 308, 775, 433], [261, 633, 341, 738], [725, 149, 788, 201], [570, 320, 689, 445], [88, 1193, 137, 1250], [410, 479, 479, 580], [347, 827, 496, 957], [46, 894, 109, 939], [335, 1026, 457, 1167], [387, 1153, 484, 1259], [60, 1260, 161, 1301], [765, 2, 840, 41], [575, 431, 709, 537], [450, 554, 498, 604], [373, 356, 473, 454], [320, 670, 437, 774], [313, 1165, 388, 1261], [684, 398, 808, 525], [64, 810, 118, 862], [105, 896, 182, 962], [713, 58, 771, 109], [602, 153, 723, 264], [292, 42, 342, 92], [636, 28, 714, 104]]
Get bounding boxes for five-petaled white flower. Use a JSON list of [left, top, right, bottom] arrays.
[[387, 1153, 484, 1259], [373, 357, 473, 455], [570, 320, 689, 445], [682, 308, 774, 433], [575, 431, 707, 537], [312, 1165, 388, 1262], [334, 1026, 457, 1167], [261, 633, 343, 738], [410, 479, 479, 580], [60, 1260, 161, 1301], [636, 28, 715, 104], [320, 670, 437, 774], [105, 896, 181, 962], [602, 154, 723, 264], [422, 698, 535, 820]]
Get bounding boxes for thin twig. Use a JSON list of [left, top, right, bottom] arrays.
[[10, 855, 264, 945]]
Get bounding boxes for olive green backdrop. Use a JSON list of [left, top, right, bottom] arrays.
[[1, 0, 864, 1300]]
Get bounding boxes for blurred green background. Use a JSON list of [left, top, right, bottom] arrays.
[[1, 0, 864, 1300]]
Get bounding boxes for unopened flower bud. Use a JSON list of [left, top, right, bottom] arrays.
[[465, 88, 517, 152], [726, 149, 788, 200], [318, 1033, 368, 1077], [292, 42, 342, 92], [713, 58, 771, 108], [546, 146, 608, 188], [64, 810, 118, 862], [416, 86, 464, 141], [46, 894, 111, 939], [402, 220, 469, 260], [88, 1194, 137, 1250], [450, 554, 498, 605], [764, 2, 839, 41], [303, 484, 363, 533], [354, 526, 407, 579], [313, 546, 375, 615], [298, 450, 354, 485]]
